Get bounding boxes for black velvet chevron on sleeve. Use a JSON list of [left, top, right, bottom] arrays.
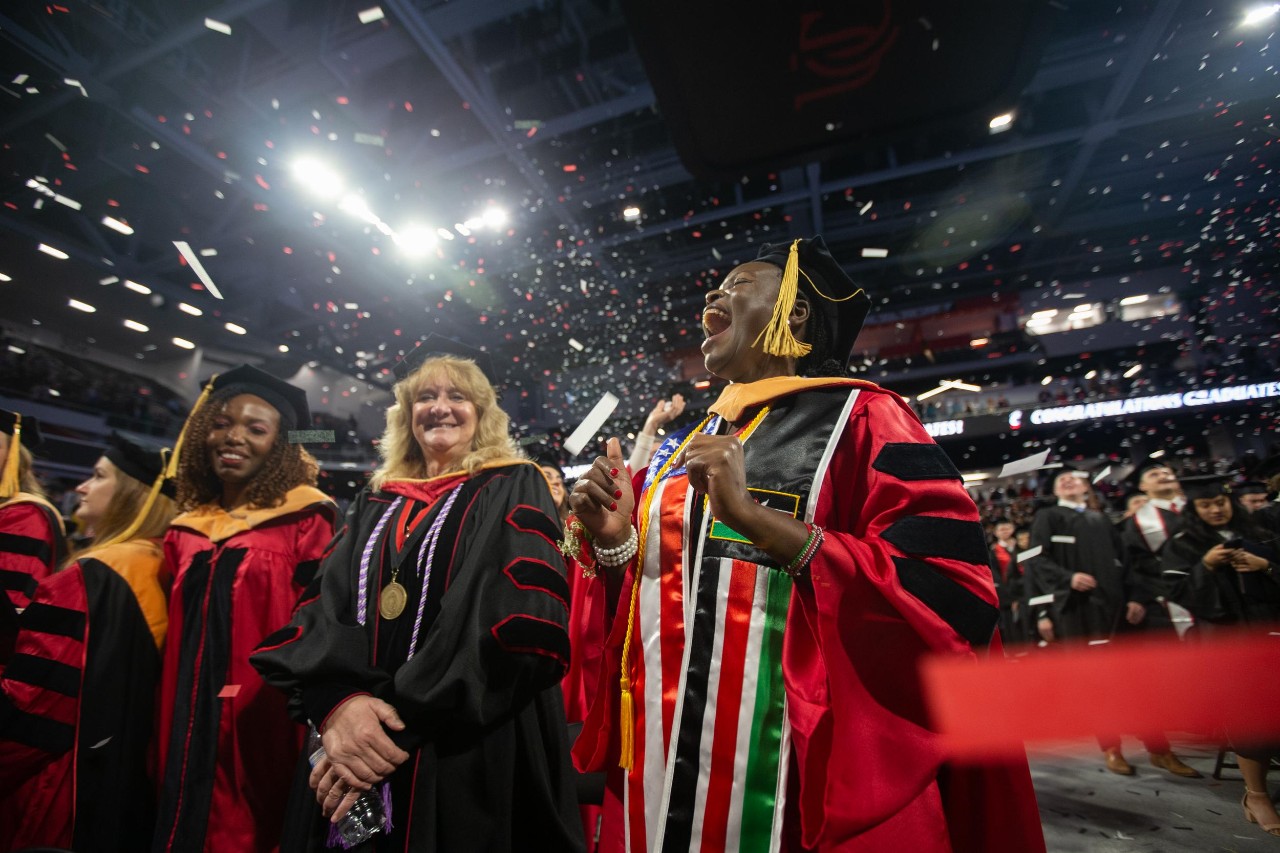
[[505, 504, 562, 547], [894, 557, 999, 647], [503, 558, 570, 610], [20, 602, 87, 639], [5, 652, 81, 697], [882, 515, 990, 565], [872, 442, 962, 481], [491, 614, 571, 664]]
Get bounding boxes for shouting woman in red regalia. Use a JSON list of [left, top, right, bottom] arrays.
[[568, 237, 1045, 852]]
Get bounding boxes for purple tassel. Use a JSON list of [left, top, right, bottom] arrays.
[[380, 780, 394, 833]]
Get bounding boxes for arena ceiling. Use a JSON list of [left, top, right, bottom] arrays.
[[0, 0, 1276, 438]]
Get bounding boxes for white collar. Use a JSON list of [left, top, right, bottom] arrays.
[[1149, 497, 1184, 512], [1057, 499, 1087, 510]]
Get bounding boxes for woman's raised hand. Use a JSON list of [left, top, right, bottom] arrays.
[[567, 437, 634, 548]]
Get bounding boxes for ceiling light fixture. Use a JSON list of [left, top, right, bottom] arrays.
[[172, 337, 196, 349], [102, 216, 134, 235], [1243, 4, 1280, 26], [225, 322, 247, 335], [1123, 363, 1142, 378], [1119, 294, 1149, 305], [394, 224, 438, 257], [481, 206, 507, 229], [988, 112, 1014, 134], [177, 302, 203, 316], [622, 205, 641, 222], [124, 280, 152, 295], [69, 298, 96, 313], [124, 319, 150, 332], [293, 158, 345, 198], [38, 243, 69, 259]]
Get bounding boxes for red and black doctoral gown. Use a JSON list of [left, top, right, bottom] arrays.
[[564, 549, 609, 851], [0, 493, 67, 661], [251, 461, 585, 853], [153, 486, 335, 853], [0, 538, 169, 852], [573, 376, 1044, 853]]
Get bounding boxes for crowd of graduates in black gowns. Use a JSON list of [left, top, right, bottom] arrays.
[[986, 460, 1280, 836]]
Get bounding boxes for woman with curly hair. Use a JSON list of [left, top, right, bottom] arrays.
[[0, 410, 67, 626], [1, 433, 175, 852], [252, 335, 582, 852], [153, 365, 336, 853]]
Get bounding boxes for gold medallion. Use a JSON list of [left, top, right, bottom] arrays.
[[379, 581, 408, 620]]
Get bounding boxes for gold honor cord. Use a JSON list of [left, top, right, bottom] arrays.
[[0, 414, 21, 500], [617, 404, 770, 770], [164, 375, 218, 481]]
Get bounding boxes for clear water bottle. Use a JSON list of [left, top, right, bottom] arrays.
[[306, 726, 389, 845]]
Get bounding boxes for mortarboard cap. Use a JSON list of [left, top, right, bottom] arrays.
[[392, 334, 497, 384], [1180, 473, 1233, 502], [0, 409, 42, 447], [1122, 460, 1177, 490], [1249, 452, 1280, 483], [1236, 480, 1268, 496], [104, 433, 176, 498], [205, 364, 311, 431], [753, 236, 872, 363]]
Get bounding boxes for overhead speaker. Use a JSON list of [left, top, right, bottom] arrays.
[[622, 1, 1053, 179]]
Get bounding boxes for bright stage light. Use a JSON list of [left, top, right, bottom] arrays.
[[292, 158, 345, 198], [394, 224, 439, 257]]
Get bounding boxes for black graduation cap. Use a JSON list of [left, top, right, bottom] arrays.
[[1122, 460, 1177, 491], [104, 433, 175, 498], [1180, 473, 1233, 502], [0, 409, 43, 447], [753, 235, 872, 363], [1236, 480, 1268, 497], [205, 364, 311, 431], [1249, 452, 1280, 483], [392, 334, 497, 384]]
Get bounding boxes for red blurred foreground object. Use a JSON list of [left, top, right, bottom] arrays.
[[922, 632, 1280, 758]]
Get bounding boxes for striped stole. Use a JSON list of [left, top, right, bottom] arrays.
[[625, 388, 856, 853]]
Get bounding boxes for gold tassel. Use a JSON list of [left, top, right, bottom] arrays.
[[95, 449, 169, 549], [618, 676, 635, 771], [752, 239, 813, 358], [165, 376, 218, 481], [0, 415, 22, 500]]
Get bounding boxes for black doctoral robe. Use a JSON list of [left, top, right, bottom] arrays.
[[1162, 528, 1280, 630], [1027, 504, 1141, 640], [251, 461, 584, 853]]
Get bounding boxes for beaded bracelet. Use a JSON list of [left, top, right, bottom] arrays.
[[780, 525, 824, 578], [595, 526, 639, 567]]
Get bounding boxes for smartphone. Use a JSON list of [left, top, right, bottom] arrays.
[[1223, 537, 1245, 550]]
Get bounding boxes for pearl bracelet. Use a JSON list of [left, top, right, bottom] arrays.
[[595, 526, 639, 567]]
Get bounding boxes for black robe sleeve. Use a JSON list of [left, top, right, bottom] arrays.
[[1161, 532, 1229, 622], [251, 489, 394, 726], [1027, 509, 1073, 620]]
